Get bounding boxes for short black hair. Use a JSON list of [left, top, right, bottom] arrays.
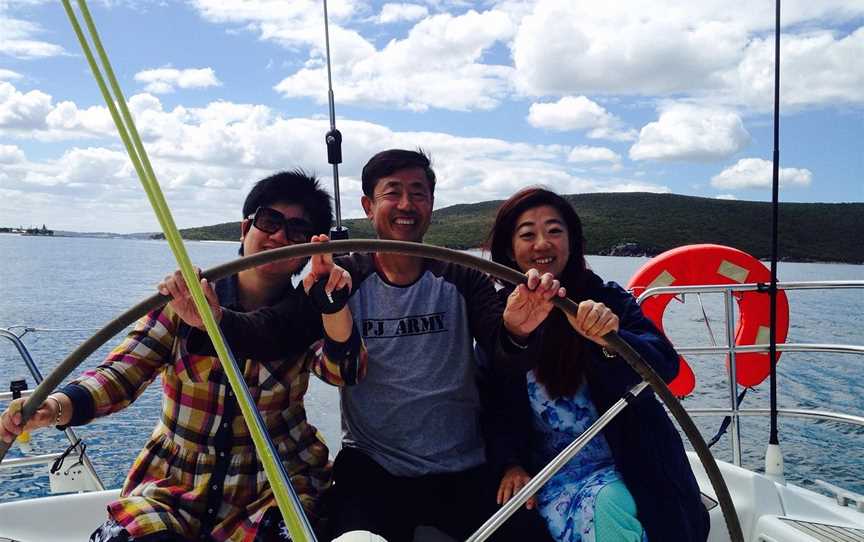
[[361, 148, 436, 197], [242, 169, 332, 236]]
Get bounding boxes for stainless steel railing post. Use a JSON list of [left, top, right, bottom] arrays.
[[1, 328, 106, 490], [466, 382, 649, 542], [723, 290, 743, 466]]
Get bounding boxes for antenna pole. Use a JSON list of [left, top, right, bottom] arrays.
[[765, 0, 784, 482], [323, 0, 348, 241]]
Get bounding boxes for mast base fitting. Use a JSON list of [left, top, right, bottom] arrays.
[[764, 443, 785, 484], [330, 227, 349, 241]]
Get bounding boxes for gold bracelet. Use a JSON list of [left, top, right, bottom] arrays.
[[46, 395, 63, 426]]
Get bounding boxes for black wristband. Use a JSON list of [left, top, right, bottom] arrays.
[[308, 276, 349, 314]]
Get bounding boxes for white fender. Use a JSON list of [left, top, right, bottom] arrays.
[[331, 530, 389, 542]]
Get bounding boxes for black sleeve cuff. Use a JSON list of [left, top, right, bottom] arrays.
[[186, 326, 216, 355], [322, 324, 361, 363], [57, 384, 95, 428]]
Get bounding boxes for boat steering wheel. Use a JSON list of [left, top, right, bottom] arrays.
[[0, 240, 743, 542]]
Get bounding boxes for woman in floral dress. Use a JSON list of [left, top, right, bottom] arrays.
[[481, 187, 709, 542]]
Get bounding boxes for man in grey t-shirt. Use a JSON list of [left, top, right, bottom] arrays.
[[325, 149, 559, 542]]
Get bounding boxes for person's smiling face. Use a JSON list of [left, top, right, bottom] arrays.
[[361, 167, 433, 242], [241, 202, 310, 277], [510, 204, 571, 277]]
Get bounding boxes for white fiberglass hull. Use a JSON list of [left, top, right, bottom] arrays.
[[2, 454, 862, 542], [0, 488, 120, 542], [689, 453, 864, 542]]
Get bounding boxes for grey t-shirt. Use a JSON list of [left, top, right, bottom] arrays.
[[340, 254, 513, 476]]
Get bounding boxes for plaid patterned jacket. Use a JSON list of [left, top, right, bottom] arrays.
[[61, 276, 366, 541]]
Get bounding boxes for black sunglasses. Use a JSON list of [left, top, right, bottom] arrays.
[[247, 206, 314, 244]]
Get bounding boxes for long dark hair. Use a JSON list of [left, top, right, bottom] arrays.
[[487, 187, 589, 399]]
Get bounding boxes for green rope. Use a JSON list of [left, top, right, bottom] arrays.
[[61, 2, 315, 540]]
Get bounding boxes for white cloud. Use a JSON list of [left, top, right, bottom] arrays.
[[0, 10, 65, 59], [0, 82, 115, 140], [192, 2, 516, 111], [3, 147, 134, 190], [512, 1, 746, 97], [568, 145, 621, 164], [715, 194, 737, 200], [134, 67, 222, 94], [602, 182, 671, 194], [193, 0, 359, 26], [511, 0, 864, 110], [0, 144, 25, 163], [376, 3, 429, 24], [277, 9, 516, 111], [192, 0, 864, 113], [0, 69, 22, 81], [629, 103, 751, 162], [1, 89, 674, 232], [193, 0, 372, 65], [710, 158, 813, 189], [5, 1, 859, 232], [0, 82, 52, 130], [527, 96, 636, 141], [0, 39, 64, 59], [722, 28, 864, 110], [45, 101, 114, 134], [58, 147, 135, 186]]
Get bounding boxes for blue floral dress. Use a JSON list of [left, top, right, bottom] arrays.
[[527, 371, 646, 542]]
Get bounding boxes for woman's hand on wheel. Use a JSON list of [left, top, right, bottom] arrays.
[[497, 465, 537, 510], [0, 396, 63, 443], [503, 269, 566, 339], [566, 299, 619, 348]]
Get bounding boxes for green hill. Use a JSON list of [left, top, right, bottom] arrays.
[[155, 193, 864, 263]]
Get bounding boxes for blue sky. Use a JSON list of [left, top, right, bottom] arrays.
[[1, 0, 862, 233]]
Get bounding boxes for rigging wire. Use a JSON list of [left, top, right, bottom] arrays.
[[323, 0, 348, 241], [695, 292, 748, 449], [768, 0, 782, 450], [696, 293, 718, 347], [707, 388, 750, 448]]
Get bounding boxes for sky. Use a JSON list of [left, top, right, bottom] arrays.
[[0, 0, 862, 234]]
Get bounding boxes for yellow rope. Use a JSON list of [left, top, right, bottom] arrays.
[[61, 2, 315, 539]]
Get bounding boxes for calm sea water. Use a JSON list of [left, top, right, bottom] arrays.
[[0, 234, 862, 502]]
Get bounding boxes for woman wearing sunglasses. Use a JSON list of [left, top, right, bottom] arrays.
[[480, 188, 708, 542], [1, 170, 365, 542]]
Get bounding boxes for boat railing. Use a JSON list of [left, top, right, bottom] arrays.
[[635, 279, 864, 468], [0, 326, 105, 491]]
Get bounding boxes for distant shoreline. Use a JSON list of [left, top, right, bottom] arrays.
[[6, 192, 863, 264], [5, 233, 860, 265]]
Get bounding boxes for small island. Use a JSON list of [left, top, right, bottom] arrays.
[[1, 224, 54, 236]]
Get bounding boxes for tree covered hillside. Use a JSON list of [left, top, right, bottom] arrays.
[[156, 193, 863, 264]]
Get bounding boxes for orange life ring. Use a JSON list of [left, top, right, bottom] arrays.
[[626, 244, 789, 397]]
